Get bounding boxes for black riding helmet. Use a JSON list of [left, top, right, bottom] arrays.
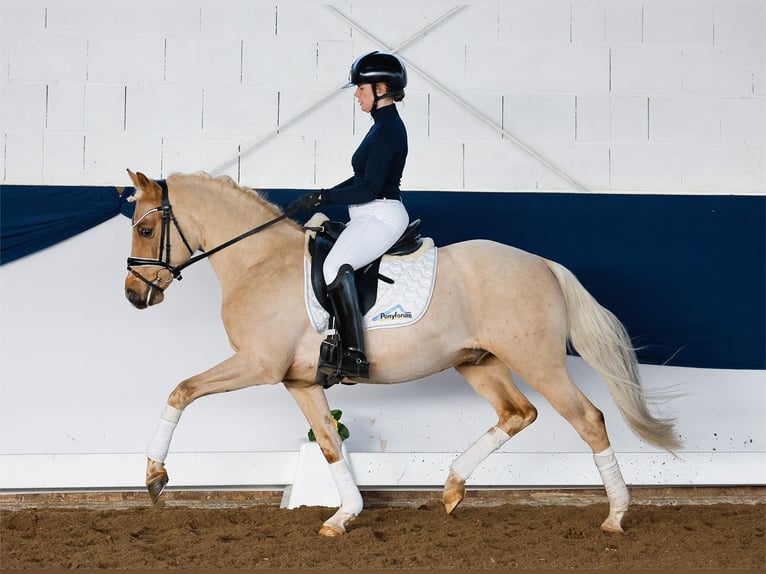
[[347, 51, 407, 107]]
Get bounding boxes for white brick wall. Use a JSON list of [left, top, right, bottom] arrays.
[[1, 0, 763, 192]]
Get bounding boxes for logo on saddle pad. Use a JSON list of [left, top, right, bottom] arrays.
[[373, 304, 414, 323], [303, 214, 438, 334]]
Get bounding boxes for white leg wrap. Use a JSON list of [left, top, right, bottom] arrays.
[[594, 447, 630, 511], [329, 459, 363, 516], [146, 405, 182, 463], [450, 426, 511, 482]]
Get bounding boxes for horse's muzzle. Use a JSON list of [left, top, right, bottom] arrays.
[[125, 285, 164, 309]]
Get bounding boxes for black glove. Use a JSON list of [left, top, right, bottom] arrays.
[[287, 191, 323, 213]]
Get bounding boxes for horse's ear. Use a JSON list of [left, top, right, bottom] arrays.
[[126, 169, 161, 202]]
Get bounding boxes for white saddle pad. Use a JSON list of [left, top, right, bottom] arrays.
[[303, 214, 438, 334]]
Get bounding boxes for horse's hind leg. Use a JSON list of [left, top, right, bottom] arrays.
[[445, 356, 538, 513], [521, 364, 629, 533]]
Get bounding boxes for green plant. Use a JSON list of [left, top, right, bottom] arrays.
[[307, 409, 349, 442]]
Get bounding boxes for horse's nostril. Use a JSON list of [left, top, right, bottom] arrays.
[[126, 289, 142, 307]]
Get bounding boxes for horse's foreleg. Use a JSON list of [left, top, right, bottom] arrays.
[[144, 353, 257, 503], [285, 383, 363, 536], [445, 358, 538, 513]]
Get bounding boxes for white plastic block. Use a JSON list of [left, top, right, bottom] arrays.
[[649, 96, 720, 144], [162, 136, 241, 179], [429, 91, 503, 141], [682, 48, 761, 96], [720, 98, 766, 146], [504, 94, 575, 142], [279, 88, 352, 139], [3, 132, 43, 183], [202, 86, 278, 137], [84, 84, 125, 133], [681, 144, 765, 193], [315, 137, 357, 186], [611, 46, 683, 94], [571, 2, 606, 45], [6, 31, 87, 82], [463, 139, 540, 191], [165, 36, 242, 86], [498, 0, 571, 45], [713, 2, 766, 49], [43, 133, 84, 184], [643, 1, 714, 47], [466, 44, 537, 93], [403, 138, 463, 190], [605, 2, 643, 46], [126, 85, 203, 135], [610, 143, 684, 192], [239, 134, 316, 188], [421, 3, 500, 44], [0, 0, 46, 30], [575, 95, 610, 142], [46, 0, 199, 35], [276, 2, 353, 41], [242, 38, 318, 89], [281, 441, 351, 509], [610, 96, 648, 143], [536, 45, 610, 93], [534, 142, 610, 191], [84, 133, 162, 185], [46, 83, 85, 132], [199, 0, 275, 37], [317, 41, 354, 88], [0, 82, 46, 131], [404, 40, 468, 92], [87, 35, 165, 84]]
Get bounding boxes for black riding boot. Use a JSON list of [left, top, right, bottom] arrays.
[[317, 264, 369, 380]]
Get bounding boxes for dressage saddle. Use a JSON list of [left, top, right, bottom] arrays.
[[307, 219, 423, 315]]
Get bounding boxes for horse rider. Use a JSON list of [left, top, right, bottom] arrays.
[[288, 51, 411, 381]]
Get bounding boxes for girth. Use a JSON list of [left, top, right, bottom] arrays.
[[308, 219, 423, 314]]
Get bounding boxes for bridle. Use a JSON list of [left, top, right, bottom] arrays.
[[126, 179, 295, 295]]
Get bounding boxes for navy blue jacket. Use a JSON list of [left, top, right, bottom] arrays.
[[322, 104, 407, 205]]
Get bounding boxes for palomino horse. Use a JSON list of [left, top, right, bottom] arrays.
[[124, 170, 679, 537]]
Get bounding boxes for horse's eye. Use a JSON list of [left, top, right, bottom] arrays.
[[138, 227, 154, 238]]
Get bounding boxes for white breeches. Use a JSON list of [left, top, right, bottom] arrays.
[[323, 199, 409, 284]]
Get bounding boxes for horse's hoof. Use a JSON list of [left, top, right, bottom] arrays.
[[600, 513, 626, 534], [319, 523, 345, 537], [147, 474, 168, 504], [443, 474, 465, 514]]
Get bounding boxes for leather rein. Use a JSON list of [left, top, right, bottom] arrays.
[[126, 179, 295, 293]]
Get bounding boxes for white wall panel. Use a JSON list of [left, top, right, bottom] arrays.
[[1, 0, 763, 191], [165, 36, 242, 86], [84, 84, 125, 133], [6, 31, 87, 82], [649, 96, 720, 144], [610, 143, 684, 192], [643, 1, 714, 47], [86, 35, 165, 85], [125, 85, 203, 134], [43, 132, 83, 183], [682, 48, 762, 96], [0, 82, 46, 131], [84, 133, 162, 182], [611, 47, 684, 94], [714, 2, 766, 49], [610, 96, 648, 143], [681, 144, 765, 193], [3, 132, 43, 182], [46, 83, 85, 132], [720, 98, 766, 146], [161, 136, 240, 179], [463, 140, 540, 190], [202, 86, 278, 136]]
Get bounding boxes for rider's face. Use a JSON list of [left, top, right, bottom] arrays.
[[354, 83, 375, 113]]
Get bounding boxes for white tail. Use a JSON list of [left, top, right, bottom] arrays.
[[544, 259, 681, 451]]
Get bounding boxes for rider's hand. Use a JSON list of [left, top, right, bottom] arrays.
[[287, 191, 324, 213]]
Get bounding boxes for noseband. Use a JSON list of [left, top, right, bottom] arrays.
[[127, 178, 296, 293]]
